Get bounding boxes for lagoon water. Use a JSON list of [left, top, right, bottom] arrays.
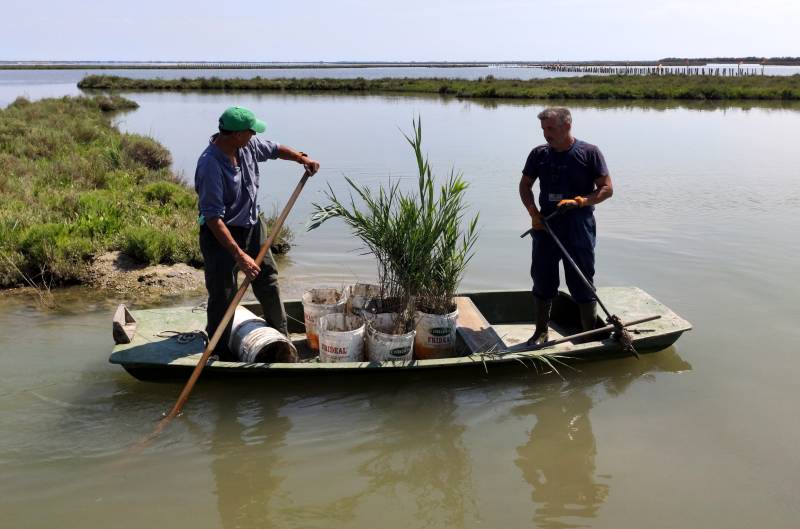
[[0, 66, 582, 107], [2, 72, 800, 528]]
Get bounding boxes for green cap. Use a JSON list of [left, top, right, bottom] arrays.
[[218, 106, 266, 133]]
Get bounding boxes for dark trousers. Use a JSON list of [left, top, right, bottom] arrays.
[[200, 222, 287, 360], [530, 213, 596, 303]]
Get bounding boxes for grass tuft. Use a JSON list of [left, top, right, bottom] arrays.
[[121, 133, 172, 170]]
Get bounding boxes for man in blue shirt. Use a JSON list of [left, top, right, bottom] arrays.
[[518, 107, 613, 346], [195, 106, 320, 360]]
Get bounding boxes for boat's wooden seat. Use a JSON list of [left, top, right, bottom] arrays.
[[455, 296, 506, 354]]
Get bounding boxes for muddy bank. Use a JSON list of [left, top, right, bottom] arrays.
[[0, 250, 310, 309], [0, 251, 205, 308], [85, 251, 206, 297]]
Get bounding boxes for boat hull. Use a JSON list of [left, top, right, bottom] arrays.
[[109, 287, 692, 381]]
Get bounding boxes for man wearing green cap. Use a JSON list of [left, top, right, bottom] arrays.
[[195, 105, 320, 360]]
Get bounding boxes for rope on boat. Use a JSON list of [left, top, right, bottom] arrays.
[[155, 330, 208, 345], [286, 312, 305, 328]]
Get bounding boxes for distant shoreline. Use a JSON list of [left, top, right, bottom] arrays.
[[1, 62, 492, 70], [3, 57, 800, 69], [77, 74, 800, 101]]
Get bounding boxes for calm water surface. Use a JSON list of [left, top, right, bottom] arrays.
[[0, 66, 584, 107], [2, 80, 800, 528]]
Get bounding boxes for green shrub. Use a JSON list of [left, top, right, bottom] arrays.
[[73, 190, 126, 238], [121, 226, 176, 264], [13, 128, 64, 160], [143, 181, 196, 208], [47, 236, 94, 281], [51, 152, 104, 187], [0, 250, 26, 287], [121, 133, 172, 170], [93, 95, 139, 112], [19, 223, 70, 263], [8, 97, 31, 109], [120, 224, 201, 266], [18, 223, 93, 282], [73, 121, 103, 143]]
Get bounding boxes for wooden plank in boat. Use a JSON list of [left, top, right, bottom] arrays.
[[455, 296, 505, 354]]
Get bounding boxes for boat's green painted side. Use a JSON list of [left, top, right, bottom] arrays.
[[109, 287, 691, 381]]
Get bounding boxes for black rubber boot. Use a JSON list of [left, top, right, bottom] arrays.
[[578, 301, 599, 332], [526, 296, 552, 346]]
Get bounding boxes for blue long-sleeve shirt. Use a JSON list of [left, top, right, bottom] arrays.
[[194, 135, 280, 227]]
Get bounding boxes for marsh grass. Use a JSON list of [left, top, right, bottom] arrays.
[[0, 95, 294, 289], [0, 95, 198, 287]]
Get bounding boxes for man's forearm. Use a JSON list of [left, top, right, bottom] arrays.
[[583, 175, 614, 206], [519, 176, 539, 216], [584, 186, 612, 206], [206, 217, 245, 259], [277, 145, 309, 164], [277, 145, 320, 175]]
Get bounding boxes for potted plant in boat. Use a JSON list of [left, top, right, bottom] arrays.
[[308, 118, 479, 360], [402, 120, 478, 359], [308, 151, 416, 361]]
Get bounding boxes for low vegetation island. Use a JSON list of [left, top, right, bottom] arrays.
[[78, 74, 800, 100]]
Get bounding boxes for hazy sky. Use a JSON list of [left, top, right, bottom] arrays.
[[3, 0, 798, 62]]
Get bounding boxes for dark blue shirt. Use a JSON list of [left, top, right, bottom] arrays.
[[194, 135, 280, 227], [522, 139, 609, 216]]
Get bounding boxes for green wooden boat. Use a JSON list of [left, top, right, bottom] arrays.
[[109, 287, 691, 381]]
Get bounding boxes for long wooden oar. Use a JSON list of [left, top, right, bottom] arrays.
[[156, 171, 311, 430]]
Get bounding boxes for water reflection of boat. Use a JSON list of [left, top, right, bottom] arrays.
[[512, 348, 691, 529], [211, 390, 292, 529], [512, 348, 692, 528], [109, 287, 691, 381]]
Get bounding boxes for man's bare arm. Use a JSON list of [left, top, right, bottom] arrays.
[[584, 174, 613, 206], [519, 173, 544, 230], [206, 217, 260, 281], [276, 145, 320, 176]]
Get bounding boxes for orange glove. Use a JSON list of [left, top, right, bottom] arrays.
[[557, 196, 588, 210]]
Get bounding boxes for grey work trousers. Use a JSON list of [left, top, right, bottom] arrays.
[[199, 222, 287, 361]]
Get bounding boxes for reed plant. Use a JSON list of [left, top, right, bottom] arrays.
[[308, 119, 479, 330], [308, 167, 414, 332], [401, 120, 478, 315]]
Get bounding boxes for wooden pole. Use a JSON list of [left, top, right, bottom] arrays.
[[158, 171, 311, 427]]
